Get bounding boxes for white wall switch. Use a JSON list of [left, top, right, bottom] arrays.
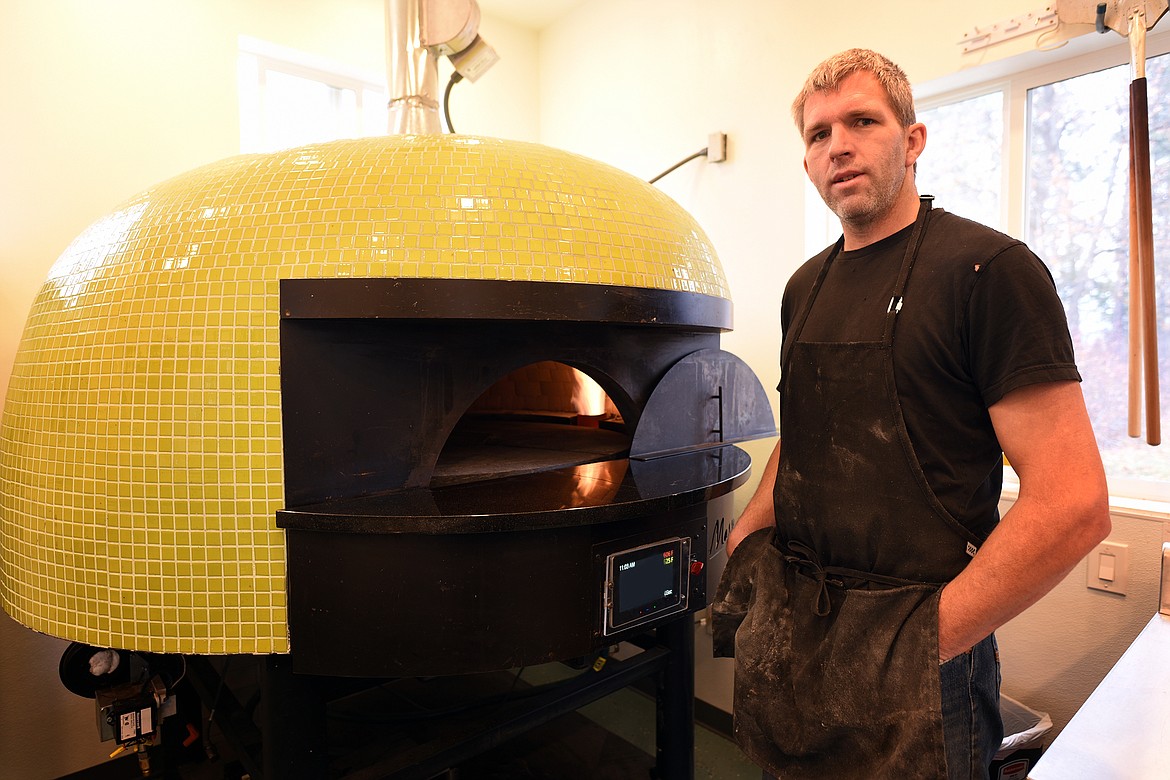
[[1087, 540, 1129, 595], [1099, 552, 1115, 581]]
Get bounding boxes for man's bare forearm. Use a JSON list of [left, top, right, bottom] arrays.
[[937, 381, 1110, 661]]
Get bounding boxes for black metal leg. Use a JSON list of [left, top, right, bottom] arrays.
[[261, 654, 329, 780], [655, 616, 695, 780]]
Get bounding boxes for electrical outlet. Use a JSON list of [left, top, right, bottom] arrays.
[[1087, 540, 1129, 595], [707, 132, 727, 163]]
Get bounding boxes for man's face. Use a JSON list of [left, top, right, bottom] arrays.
[[801, 71, 920, 229]]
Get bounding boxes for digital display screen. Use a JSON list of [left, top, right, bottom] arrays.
[[606, 537, 688, 633]]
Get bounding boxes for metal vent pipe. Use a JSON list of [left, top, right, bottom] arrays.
[[385, 0, 442, 134]]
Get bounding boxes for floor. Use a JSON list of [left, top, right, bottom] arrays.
[[63, 619, 759, 780]]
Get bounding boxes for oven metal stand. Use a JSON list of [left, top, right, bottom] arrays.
[[656, 614, 696, 780], [261, 654, 329, 779], [189, 619, 698, 779]]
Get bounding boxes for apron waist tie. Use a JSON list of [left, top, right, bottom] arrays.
[[781, 539, 942, 616]]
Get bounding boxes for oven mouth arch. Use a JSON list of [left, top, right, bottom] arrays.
[[430, 360, 634, 488]]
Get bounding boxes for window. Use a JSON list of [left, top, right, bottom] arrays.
[[1024, 53, 1170, 498], [917, 91, 1005, 232], [237, 37, 387, 153], [917, 33, 1170, 501]]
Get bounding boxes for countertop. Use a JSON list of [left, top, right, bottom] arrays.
[[1030, 612, 1170, 779]]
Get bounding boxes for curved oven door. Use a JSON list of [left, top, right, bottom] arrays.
[[629, 348, 776, 461]]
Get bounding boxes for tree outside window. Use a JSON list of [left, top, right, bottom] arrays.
[[917, 91, 1004, 232]]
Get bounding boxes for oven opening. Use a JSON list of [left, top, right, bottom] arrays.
[[430, 361, 630, 487]]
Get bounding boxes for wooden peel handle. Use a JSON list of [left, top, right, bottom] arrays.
[[1129, 103, 1142, 439], [1132, 76, 1160, 445]]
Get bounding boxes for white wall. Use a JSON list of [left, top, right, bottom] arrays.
[[0, 3, 539, 777], [536, 0, 1169, 745]]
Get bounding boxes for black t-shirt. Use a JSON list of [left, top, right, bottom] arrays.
[[780, 209, 1080, 539]]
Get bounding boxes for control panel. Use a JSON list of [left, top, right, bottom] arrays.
[[602, 536, 692, 636]]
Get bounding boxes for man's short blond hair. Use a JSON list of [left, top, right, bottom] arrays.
[[791, 49, 916, 135]]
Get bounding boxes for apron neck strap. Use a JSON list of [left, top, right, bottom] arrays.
[[881, 196, 933, 347], [781, 234, 843, 371]]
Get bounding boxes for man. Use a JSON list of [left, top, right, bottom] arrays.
[[714, 49, 1110, 780]]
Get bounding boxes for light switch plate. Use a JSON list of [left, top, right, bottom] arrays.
[[1087, 540, 1129, 595]]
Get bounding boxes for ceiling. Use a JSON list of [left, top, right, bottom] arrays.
[[477, 0, 588, 29]]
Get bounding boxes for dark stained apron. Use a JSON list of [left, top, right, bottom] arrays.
[[713, 198, 987, 779]]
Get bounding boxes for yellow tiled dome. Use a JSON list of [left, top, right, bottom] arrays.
[[0, 135, 728, 653]]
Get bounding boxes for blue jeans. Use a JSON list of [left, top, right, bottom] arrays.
[[941, 633, 1004, 780], [761, 634, 1003, 780]]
